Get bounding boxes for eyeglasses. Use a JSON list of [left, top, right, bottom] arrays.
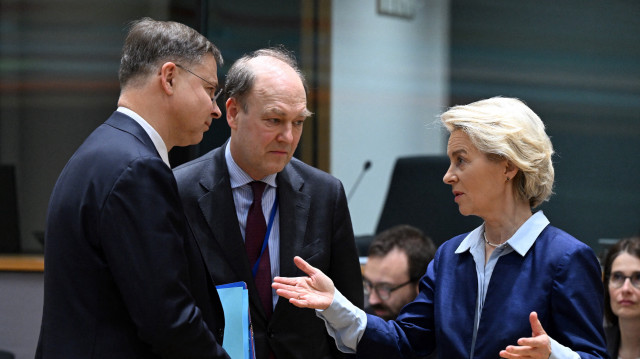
[[363, 278, 413, 300], [608, 271, 640, 289], [175, 63, 223, 102]]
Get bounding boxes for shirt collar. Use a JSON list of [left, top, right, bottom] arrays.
[[116, 107, 170, 167], [224, 141, 277, 189], [455, 211, 550, 256]]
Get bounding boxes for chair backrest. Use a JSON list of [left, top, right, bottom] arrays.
[[375, 156, 481, 247], [0, 165, 20, 253]]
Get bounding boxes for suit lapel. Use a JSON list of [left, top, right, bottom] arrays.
[[273, 164, 311, 316], [196, 147, 254, 283]]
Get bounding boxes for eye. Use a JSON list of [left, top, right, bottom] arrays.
[[293, 120, 304, 127], [611, 272, 625, 281], [206, 87, 216, 98]]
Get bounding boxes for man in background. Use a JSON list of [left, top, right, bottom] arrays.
[[37, 18, 230, 358], [174, 46, 363, 359], [363, 224, 436, 321]]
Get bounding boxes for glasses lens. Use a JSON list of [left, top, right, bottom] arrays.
[[610, 272, 640, 289], [377, 285, 392, 300], [611, 273, 625, 287], [363, 280, 371, 295]]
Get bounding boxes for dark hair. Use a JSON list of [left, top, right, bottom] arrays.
[[603, 236, 640, 325], [368, 225, 436, 282], [118, 18, 223, 88], [224, 45, 308, 112]]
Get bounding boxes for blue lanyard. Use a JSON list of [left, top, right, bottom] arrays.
[[251, 192, 278, 278]]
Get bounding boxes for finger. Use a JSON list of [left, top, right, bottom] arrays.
[[529, 311, 546, 337], [517, 336, 545, 347], [502, 344, 533, 355], [499, 346, 527, 358], [293, 256, 317, 276], [274, 288, 301, 300], [271, 281, 296, 292], [272, 276, 302, 286]]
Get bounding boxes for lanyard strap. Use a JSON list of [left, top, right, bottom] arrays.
[[251, 192, 278, 278]]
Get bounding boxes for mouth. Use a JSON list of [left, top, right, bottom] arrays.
[[453, 191, 464, 201], [618, 300, 636, 306], [269, 150, 289, 156]]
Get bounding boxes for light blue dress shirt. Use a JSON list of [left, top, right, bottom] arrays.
[[318, 211, 579, 358], [225, 144, 280, 310]]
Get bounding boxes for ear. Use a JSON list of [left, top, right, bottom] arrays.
[[505, 160, 519, 181], [159, 62, 177, 96], [226, 97, 239, 129]]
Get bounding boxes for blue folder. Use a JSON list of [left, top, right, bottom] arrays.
[[215, 282, 255, 359]]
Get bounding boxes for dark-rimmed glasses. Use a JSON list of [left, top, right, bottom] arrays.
[[175, 63, 223, 102], [608, 271, 640, 289], [363, 278, 413, 300]]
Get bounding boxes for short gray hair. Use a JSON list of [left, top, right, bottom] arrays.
[[440, 97, 554, 208], [118, 18, 223, 88]]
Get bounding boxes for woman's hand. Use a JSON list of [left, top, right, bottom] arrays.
[[499, 312, 552, 359], [272, 256, 335, 310]]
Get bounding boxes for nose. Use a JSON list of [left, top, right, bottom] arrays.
[[367, 290, 382, 306], [211, 100, 222, 119], [621, 277, 634, 291], [443, 164, 456, 184], [278, 123, 294, 143]]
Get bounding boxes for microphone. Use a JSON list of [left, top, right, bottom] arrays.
[[347, 160, 372, 201]]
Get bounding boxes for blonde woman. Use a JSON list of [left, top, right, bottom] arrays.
[[273, 97, 608, 359]]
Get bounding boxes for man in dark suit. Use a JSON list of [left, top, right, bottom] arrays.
[[173, 47, 364, 359], [37, 18, 230, 359]]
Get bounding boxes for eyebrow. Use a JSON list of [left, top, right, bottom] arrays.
[[449, 149, 467, 157], [262, 107, 312, 119]]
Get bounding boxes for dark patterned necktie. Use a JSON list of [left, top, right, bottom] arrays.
[[245, 181, 273, 319]]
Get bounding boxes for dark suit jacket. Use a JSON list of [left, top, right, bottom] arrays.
[[36, 112, 230, 359], [604, 325, 619, 359], [357, 225, 608, 359], [173, 143, 364, 359]]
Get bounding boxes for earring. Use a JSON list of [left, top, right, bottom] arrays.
[[506, 177, 510, 182]]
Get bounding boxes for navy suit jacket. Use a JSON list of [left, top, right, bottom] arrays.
[[357, 225, 608, 359], [37, 112, 229, 359], [173, 143, 364, 359]]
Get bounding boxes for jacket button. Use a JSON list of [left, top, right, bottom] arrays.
[[267, 329, 274, 338], [218, 328, 224, 339]]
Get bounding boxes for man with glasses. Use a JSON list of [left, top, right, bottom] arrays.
[[37, 18, 230, 358], [363, 225, 436, 321]]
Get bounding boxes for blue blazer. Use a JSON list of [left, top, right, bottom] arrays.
[[357, 225, 608, 359], [37, 112, 229, 359], [173, 143, 364, 359]]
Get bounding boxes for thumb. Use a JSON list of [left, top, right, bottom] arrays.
[[293, 256, 316, 276], [529, 311, 547, 337]]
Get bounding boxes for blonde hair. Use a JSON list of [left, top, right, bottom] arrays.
[[440, 97, 554, 208]]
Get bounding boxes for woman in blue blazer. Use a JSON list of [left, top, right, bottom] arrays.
[[273, 97, 608, 359]]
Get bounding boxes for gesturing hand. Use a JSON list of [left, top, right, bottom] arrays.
[[499, 312, 552, 359], [272, 256, 335, 310]]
